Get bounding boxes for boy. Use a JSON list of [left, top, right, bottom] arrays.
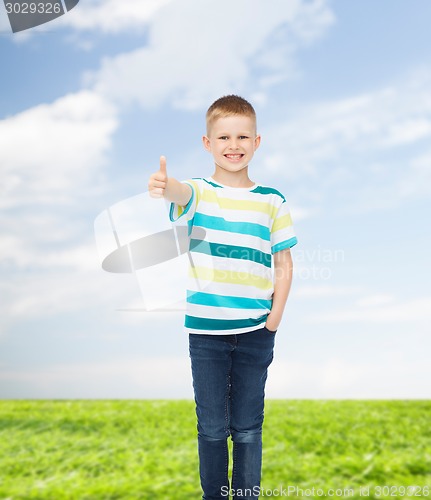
[[148, 95, 297, 499]]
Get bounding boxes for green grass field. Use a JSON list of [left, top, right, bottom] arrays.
[[0, 400, 430, 499]]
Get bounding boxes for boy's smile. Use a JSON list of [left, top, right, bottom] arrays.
[[203, 115, 261, 186], [225, 154, 244, 162]]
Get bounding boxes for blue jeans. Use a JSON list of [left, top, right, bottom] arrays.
[[189, 326, 276, 500]]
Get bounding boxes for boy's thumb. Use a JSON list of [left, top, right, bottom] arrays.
[[159, 155, 167, 175]]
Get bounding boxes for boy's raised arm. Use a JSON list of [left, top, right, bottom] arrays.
[[148, 155, 192, 207]]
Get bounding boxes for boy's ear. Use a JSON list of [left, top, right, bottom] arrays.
[[254, 134, 261, 151], [202, 135, 212, 152]]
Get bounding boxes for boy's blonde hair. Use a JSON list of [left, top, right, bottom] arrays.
[[206, 95, 257, 134]]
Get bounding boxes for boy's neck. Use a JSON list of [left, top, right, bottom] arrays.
[[211, 166, 254, 188]]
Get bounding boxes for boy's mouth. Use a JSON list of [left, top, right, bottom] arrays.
[[225, 154, 244, 161]]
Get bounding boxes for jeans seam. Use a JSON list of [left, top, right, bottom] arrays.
[[225, 355, 232, 439]]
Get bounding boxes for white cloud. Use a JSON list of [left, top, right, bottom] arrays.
[[2, 352, 430, 399], [262, 68, 431, 210], [293, 284, 362, 298], [0, 90, 118, 208], [396, 149, 431, 199], [0, 0, 174, 37], [60, 0, 175, 34], [0, 5, 10, 33], [87, 0, 334, 110], [0, 357, 193, 398], [0, 237, 99, 273], [355, 294, 395, 308], [308, 296, 431, 324], [381, 118, 431, 147], [0, 90, 121, 330], [0, 266, 132, 320], [268, 356, 431, 399], [0, 89, 118, 264]]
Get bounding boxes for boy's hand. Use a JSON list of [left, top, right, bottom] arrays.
[[148, 156, 168, 198], [265, 312, 280, 332], [148, 156, 192, 206]]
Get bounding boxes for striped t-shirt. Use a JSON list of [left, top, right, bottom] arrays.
[[169, 177, 297, 335]]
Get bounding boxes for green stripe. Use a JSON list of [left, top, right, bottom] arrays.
[[193, 213, 270, 241], [202, 178, 223, 188], [185, 314, 268, 331], [190, 239, 271, 267], [187, 291, 272, 309], [250, 185, 286, 201]]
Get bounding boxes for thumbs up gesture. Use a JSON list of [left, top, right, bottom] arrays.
[[148, 156, 168, 198], [148, 156, 192, 206]]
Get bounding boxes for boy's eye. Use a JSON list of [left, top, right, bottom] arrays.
[[218, 135, 249, 140]]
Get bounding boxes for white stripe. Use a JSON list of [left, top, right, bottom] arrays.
[[197, 200, 274, 225], [190, 226, 271, 253], [187, 324, 265, 335], [188, 280, 274, 300], [271, 226, 296, 246], [187, 302, 271, 320]]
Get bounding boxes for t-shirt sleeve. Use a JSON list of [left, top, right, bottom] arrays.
[[168, 179, 200, 222], [270, 198, 298, 253]]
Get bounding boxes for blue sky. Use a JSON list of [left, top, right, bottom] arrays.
[[1, 0, 430, 399]]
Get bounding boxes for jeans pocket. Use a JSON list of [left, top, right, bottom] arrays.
[[263, 326, 277, 334]]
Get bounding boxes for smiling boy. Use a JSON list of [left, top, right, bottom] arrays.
[[148, 95, 297, 499]]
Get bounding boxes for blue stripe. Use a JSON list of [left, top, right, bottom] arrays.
[[193, 213, 270, 241], [185, 314, 268, 331], [187, 291, 272, 310], [272, 237, 298, 254], [189, 239, 272, 267]]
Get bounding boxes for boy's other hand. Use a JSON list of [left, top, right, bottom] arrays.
[[265, 313, 280, 332], [148, 155, 168, 198]]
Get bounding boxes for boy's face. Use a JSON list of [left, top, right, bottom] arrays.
[[203, 115, 261, 175]]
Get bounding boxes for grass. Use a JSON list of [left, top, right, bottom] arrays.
[[0, 400, 430, 499]]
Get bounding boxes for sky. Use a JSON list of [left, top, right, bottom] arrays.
[[1, 0, 430, 399]]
